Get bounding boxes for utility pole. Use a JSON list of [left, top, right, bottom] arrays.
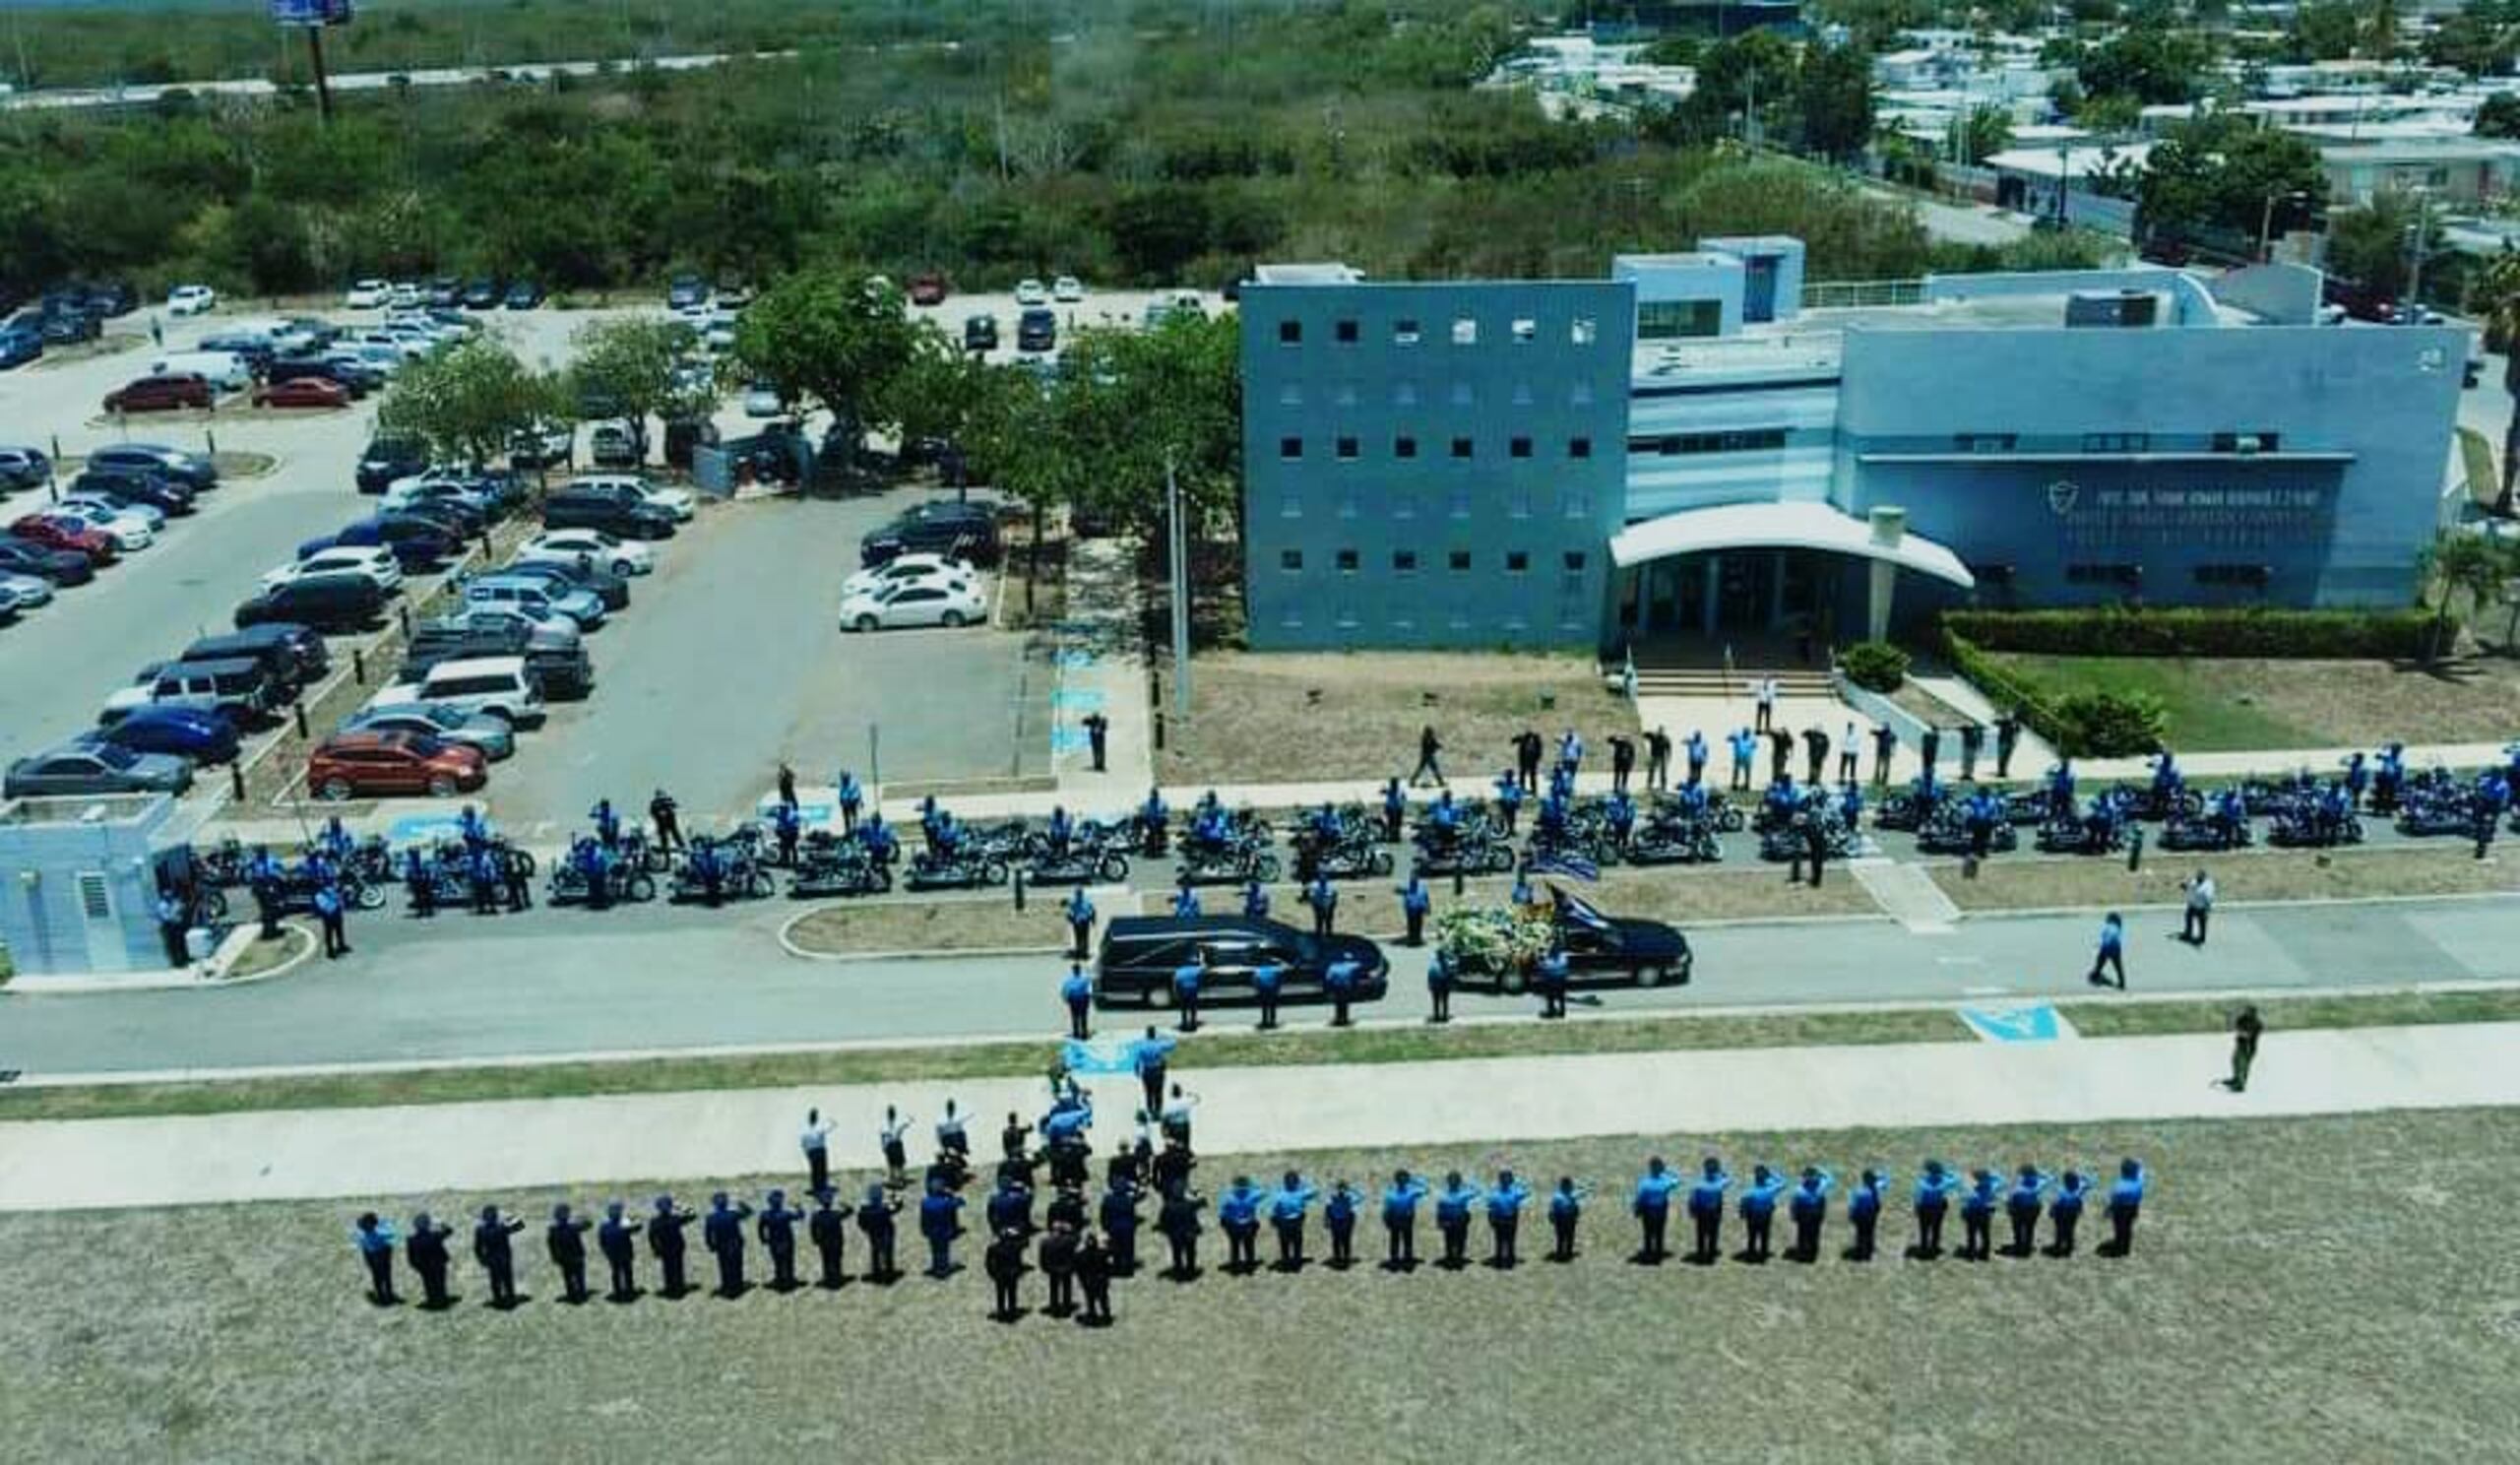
[[307, 22, 334, 124], [2405, 188, 2431, 319], [1166, 455, 1191, 718]]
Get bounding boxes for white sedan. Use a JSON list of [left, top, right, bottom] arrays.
[[61, 493, 166, 532], [344, 279, 392, 309], [742, 383, 785, 417], [1014, 278, 1049, 306], [261, 545, 405, 593], [50, 504, 154, 550], [518, 529, 655, 577], [842, 552, 976, 600], [1052, 276, 1086, 302], [841, 577, 987, 632], [637, 482, 697, 521], [166, 285, 217, 316]]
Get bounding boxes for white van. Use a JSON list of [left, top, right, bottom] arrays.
[[150, 351, 253, 392], [373, 656, 544, 727]]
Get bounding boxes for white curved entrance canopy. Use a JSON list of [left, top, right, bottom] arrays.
[[1608, 501, 1976, 589]]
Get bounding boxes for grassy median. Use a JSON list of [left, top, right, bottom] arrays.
[[1929, 845, 2520, 911], [3, 1109, 2513, 1458]]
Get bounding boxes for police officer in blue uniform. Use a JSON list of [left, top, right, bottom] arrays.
[[1427, 949, 1455, 1024], [598, 1200, 641, 1301], [2048, 1170, 2092, 1256], [1325, 953, 1361, 1028], [1251, 956, 1284, 1031], [1433, 1171, 1482, 1269], [920, 1180, 967, 1278], [1788, 1166, 1834, 1263], [1735, 1164, 1788, 1263], [1485, 1170, 1532, 1268], [472, 1204, 525, 1307], [1170, 948, 1205, 1033], [647, 1194, 696, 1297], [856, 1182, 902, 1281], [1267, 1171, 1319, 1269], [757, 1188, 805, 1291], [1324, 1179, 1361, 1268], [704, 1191, 754, 1297], [1911, 1161, 1960, 1258], [546, 1201, 593, 1304], [1959, 1168, 2000, 1261], [1061, 962, 1094, 1040], [1063, 883, 1096, 957], [1547, 1178, 1588, 1261], [1536, 946, 1570, 1021], [2005, 1165, 2052, 1258], [809, 1187, 853, 1289], [1686, 1157, 1732, 1264], [1633, 1157, 1682, 1262], [1241, 877, 1270, 922], [1382, 777, 1407, 843], [1304, 872, 1338, 935], [1846, 1168, 1886, 1261], [1399, 874, 1431, 946], [352, 1212, 399, 1305], [406, 1211, 455, 1308], [1218, 1176, 1263, 1272], [837, 770, 863, 830], [2104, 1157, 2147, 1256]]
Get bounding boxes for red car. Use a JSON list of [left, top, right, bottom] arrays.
[[910, 271, 949, 306], [253, 377, 349, 410], [9, 513, 119, 564], [102, 373, 212, 413], [307, 730, 487, 800]]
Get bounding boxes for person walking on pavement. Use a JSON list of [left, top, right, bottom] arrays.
[[544, 1202, 594, 1304], [406, 1211, 455, 1308], [472, 1204, 525, 1308], [2089, 911, 2128, 989], [647, 1194, 696, 1297], [650, 788, 683, 852], [2223, 1004, 2264, 1093], [313, 881, 350, 959], [1409, 725, 1447, 789], [2182, 870, 2216, 946], [801, 1108, 836, 1197], [1084, 711, 1109, 773], [1061, 962, 1095, 1040], [352, 1212, 400, 1306], [598, 1200, 641, 1302]]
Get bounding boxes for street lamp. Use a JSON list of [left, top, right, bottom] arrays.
[[2258, 189, 2308, 263]]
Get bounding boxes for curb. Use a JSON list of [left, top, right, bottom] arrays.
[[2, 922, 316, 996], [1954, 888, 2520, 922]]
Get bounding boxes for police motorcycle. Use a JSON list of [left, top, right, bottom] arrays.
[[547, 836, 660, 906], [613, 828, 673, 873], [2111, 755, 2205, 822], [1171, 802, 1280, 885], [2393, 768, 2488, 839], [2162, 788, 2254, 852], [2036, 790, 2131, 856], [1871, 776, 1952, 834], [1757, 797, 1858, 862], [1022, 815, 1134, 884], [905, 821, 1012, 890], [1915, 790, 2018, 856], [2267, 782, 2363, 848], [788, 829, 895, 898], [1623, 794, 1724, 864], [1289, 804, 1395, 881], [670, 835, 777, 903], [1408, 806, 1515, 876]]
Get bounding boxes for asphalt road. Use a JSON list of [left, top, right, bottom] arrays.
[[486, 485, 1040, 834], [6, 894, 2513, 1076]]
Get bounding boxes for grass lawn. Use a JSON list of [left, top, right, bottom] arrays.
[[221, 925, 310, 981], [1928, 846, 2520, 911], [5, 1110, 2514, 1457], [1158, 651, 1632, 785], [788, 898, 1077, 955], [1987, 653, 2520, 751]]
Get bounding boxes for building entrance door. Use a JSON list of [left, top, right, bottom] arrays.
[[1646, 561, 1678, 630], [1717, 552, 1770, 630]]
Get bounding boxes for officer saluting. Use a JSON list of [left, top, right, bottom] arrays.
[[758, 1188, 806, 1291], [598, 1200, 642, 1302], [704, 1191, 755, 1297], [1788, 1167, 1834, 1263], [1158, 1182, 1207, 1278], [407, 1211, 456, 1308], [809, 1187, 853, 1289], [648, 1194, 697, 1297], [856, 1182, 903, 1281], [352, 1212, 400, 1306], [472, 1204, 525, 1308], [546, 1202, 594, 1304]]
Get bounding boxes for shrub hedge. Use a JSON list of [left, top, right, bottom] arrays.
[[1941, 607, 2430, 661], [1836, 640, 1910, 693]]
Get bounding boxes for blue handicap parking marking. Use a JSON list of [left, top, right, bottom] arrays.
[[1056, 649, 1099, 670], [1062, 1037, 1139, 1075], [1959, 1004, 2061, 1044], [387, 815, 467, 849], [1050, 727, 1089, 753], [1051, 688, 1106, 711]]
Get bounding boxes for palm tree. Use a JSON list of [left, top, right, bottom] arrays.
[[2417, 531, 2507, 660]]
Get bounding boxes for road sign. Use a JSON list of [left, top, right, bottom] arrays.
[[271, 0, 353, 25], [1959, 1003, 2063, 1044]]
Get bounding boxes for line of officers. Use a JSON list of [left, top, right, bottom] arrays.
[[349, 1137, 2153, 1321]]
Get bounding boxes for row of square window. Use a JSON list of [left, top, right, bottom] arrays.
[[1276, 315, 1600, 349], [2051, 562, 2273, 588], [1280, 434, 1592, 462], [1280, 548, 1592, 575], [1279, 486, 1594, 518], [1277, 380, 1598, 408]]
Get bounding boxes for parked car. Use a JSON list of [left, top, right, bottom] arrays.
[[340, 703, 516, 761], [544, 482, 675, 541], [85, 281, 139, 316], [1092, 916, 1389, 1007], [10, 514, 118, 564], [0, 325, 40, 369], [262, 544, 404, 594], [4, 740, 193, 798], [370, 655, 547, 726], [1014, 278, 1049, 306], [588, 419, 647, 469], [518, 528, 654, 577], [742, 382, 785, 417], [326, 513, 461, 569], [570, 473, 693, 523], [103, 373, 212, 413], [356, 437, 428, 494], [88, 706, 239, 766], [165, 284, 218, 316], [843, 551, 976, 600], [666, 274, 708, 309], [426, 603, 581, 653], [0, 569, 55, 611], [183, 624, 331, 688], [910, 272, 949, 305], [387, 282, 424, 309], [0, 445, 50, 491], [963, 313, 999, 352], [100, 657, 284, 727], [858, 500, 1001, 568], [69, 471, 193, 516], [714, 279, 755, 309], [486, 556, 628, 611], [839, 577, 988, 632], [425, 277, 463, 308], [1017, 308, 1057, 353], [402, 624, 593, 701], [0, 538, 94, 585], [234, 573, 388, 634], [504, 280, 546, 310], [465, 573, 605, 630], [41, 310, 100, 345], [307, 730, 488, 800], [253, 377, 351, 411], [55, 499, 161, 544], [462, 278, 503, 309], [1052, 275, 1085, 302], [345, 279, 392, 309], [265, 355, 374, 397], [92, 443, 217, 491], [509, 421, 574, 470]]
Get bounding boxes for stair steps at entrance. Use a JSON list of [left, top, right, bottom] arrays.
[[1629, 669, 1836, 698]]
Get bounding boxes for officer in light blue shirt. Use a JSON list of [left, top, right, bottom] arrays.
[[1484, 1170, 1533, 1268], [1959, 1168, 2001, 1261], [1324, 1180, 1362, 1268], [2005, 1165, 2052, 1258], [1913, 1160, 1961, 1258], [1242, 877, 1271, 922], [2048, 1169, 2093, 1256], [1267, 1171, 1319, 1269], [1399, 874, 1431, 946], [1064, 886, 1096, 960], [1735, 1164, 1789, 1263], [1170, 950, 1205, 1033], [351, 1211, 400, 1306], [1788, 1166, 1835, 1263], [1492, 769, 1524, 835], [1547, 1178, 1590, 1262], [1686, 1157, 1733, 1264], [1218, 1176, 1263, 1272], [1304, 872, 1339, 935], [1847, 1168, 1888, 1261], [1380, 1169, 1430, 1268], [1433, 1171, 1483, 1268], [2106, 1158, 2148, 1256], [837, 770, 863, 830], [1685, 730, 1709, 787], [1170, 882, 1200, 919], [1325, 954, 1363, 1028], [1633, 1157, 1684, 1262]]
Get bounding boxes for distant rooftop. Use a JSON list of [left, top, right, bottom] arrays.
[[1252, 263, 1365, 286]]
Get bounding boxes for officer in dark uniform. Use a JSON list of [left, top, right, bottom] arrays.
[[546, 1201, 593, 1304], [1099, 1178, 1142, 1276], [472, 1204, 525, 1308], [1135, 1025, 1171, 1116], [704, 1191, 754, 1297], [774, 800, 801, 867], [648, 1194, 696, 1297], [1039, 1220, 1081, 1315], [1061, 962, 1094, 1040], [1870, 724, 1897, 788], [1960, 722, 1985, 782], [1513, 729, 1544, 795], [1427, 949, 1454, 1024], [808, 1187, 853, 1288], [1646, 727, 1672, 791], [1382, 777, 1407, 843], [598, 1200, 641, 1302], [1075, 1230, 1114, 1325], [155, 889, 191, 969], [469, 847, 499, 916], [1536, 947, 1570, 1021], [650, 788, 683, 852], [1802, 727, 1829, 788], [1608, 734, 1636, 795], [1159, 1182, 1207, 1278], [758, 1188, 805, 1291], [407, 1211, 456, 1308], [856, 1183, 902, 1281], [1686, 1158, 1732, 1264], [985, 1227, 1029, 1320], [921, 1181, 968, 1277], [501, 844, 533, 912], [1766, 727, 1793, 786], [1919, 726, 1942, 784], [352, 1211, 399, 1305], [1084, 711, 1110, 772], [1399, 874, 1430, 946], [404, 849, 435, 919], [777, 762, 797, 809], [1324, 1179, 1361, 1268], [1994, 711, 2023, 778]]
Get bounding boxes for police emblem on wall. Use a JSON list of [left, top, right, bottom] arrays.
[[2045, 479, 2080, 515]]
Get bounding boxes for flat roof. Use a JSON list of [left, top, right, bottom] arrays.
[[1983, 142, 2154, 179], [2318, 138, 2520, 163], [1252, 262, 1365, 285]]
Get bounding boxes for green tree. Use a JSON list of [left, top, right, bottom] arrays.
[[2074, 26, 2211, 105], [1794, 42, 1876, 162], [728, 266, 924, 460], [2480, 94, 2520, 140], [568, 318, 690, 428], [2290, 2, 2362, 61], [2416, 531, 2507, 658], [1958, 104, 2014, 164], [376, 339, 562, 469], [2135, 119, 2326, 241], [2327, 190, 2433, 297]]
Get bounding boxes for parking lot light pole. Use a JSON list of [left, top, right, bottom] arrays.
[[1167, 456, 1190, 719]]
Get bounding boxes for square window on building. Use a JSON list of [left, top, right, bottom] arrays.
[[1394, 549, 1419, 573], [1451, 381, 1475, 407], [1280, 549, 1303, 571], [1565, 551, 1590, 573], [1394, 381, 1419, 407], [1336, 435, 1359, 461], [1336, 548, 1359, 572], [1395, 435, 1418, 460], [1506, 550, 1531, 574], [1447, 485, 1470, 518], [1452, 316, 1478, 346], [1569, 436, 1592, 459], [1570, 381, 1594, 406], [1278, 383, 1303, 407], [1449, 549, 1473, 572], [1280, 436, 1303, 460], [1335, 319, 1359, 345], [1571, 316, 1598, 346], [1563, 487, 1592, 518], [1450, 437, 1474, 460], [1511, 318, 1537, 344], [1510, 436, 1533, 459], [1509, 486, 1532, 518], [1395, 318, 1421, 346], [1278, 319, 1302, 345]]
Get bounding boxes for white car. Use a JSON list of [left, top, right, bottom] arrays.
[[261, 545, 404, 594], [840, 577, 987, 632], [344, 279, 392, 309], [1014, 278, 1048, 306], [742, 383, 785, 417], [165, 285, 217, 316], [51, 504, 153, 550], [61, 493, 166, 532], [387, 282, 425, 309], [0, 571, 55, 612], [1052, 276, 1085, 303], [517, 529, 655, 577], [569, 473, 694, 522], [842, 552, 976, 600]]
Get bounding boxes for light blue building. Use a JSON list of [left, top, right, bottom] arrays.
[[1239, 240, 2466, 654], [0, 794, 195, 977]]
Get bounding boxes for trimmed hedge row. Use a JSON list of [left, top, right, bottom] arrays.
[[1941, 607, 2430, 661]]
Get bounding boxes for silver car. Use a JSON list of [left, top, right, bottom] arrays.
[[340, 702, 517, 761], [0, 571, 54, 612], [4, 740, 193, 798]]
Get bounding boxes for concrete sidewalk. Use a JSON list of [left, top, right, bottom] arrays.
[[7, 1021, 2513, 1211]]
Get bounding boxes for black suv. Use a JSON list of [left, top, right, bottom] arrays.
[[1094, 916, 1388, 1008], [858, 500, 1000, 568], [87, 443, 217, 490], [544, 482, 676, 541], [964, 313, 999, 351], [356, 438, 427, 494], [71, 469, 195, 516], [1017, 307, 1056, 352], [234, 573, 388, 635]]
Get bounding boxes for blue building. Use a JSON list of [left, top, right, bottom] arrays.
[[1239, 242, 2465, 654]]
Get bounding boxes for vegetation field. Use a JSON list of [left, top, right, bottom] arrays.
[[1985, 653, 2520, 751], [5, 1110, 2516, 1457]]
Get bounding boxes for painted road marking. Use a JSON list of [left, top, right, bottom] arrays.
[[1958, 1004, 2071, 1044]]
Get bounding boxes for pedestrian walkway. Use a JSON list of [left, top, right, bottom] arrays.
[[7, 1021, 2513, 1210], [1850, 859, 1962, 934]]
